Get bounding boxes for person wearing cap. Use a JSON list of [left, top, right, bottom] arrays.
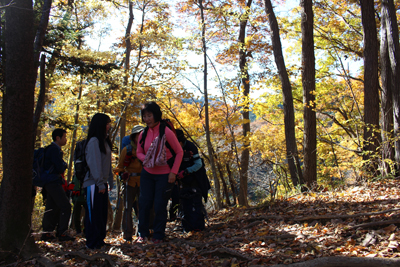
[[114, 125, 144, 242]]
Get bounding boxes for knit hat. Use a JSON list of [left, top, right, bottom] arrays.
[[131, 125, 145, 135]]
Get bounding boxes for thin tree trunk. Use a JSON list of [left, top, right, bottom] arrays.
[[33, 54, 46, 146], [113, 0, 134, 231], [32, 0, 53, 138], [382, 0, 400, 172], [264, 0, 304, 186], [0, 0, 40, 257], [360, 0, 380, 177], [301, 0, 317, 188], [33, 49, 60, 144], [226, 163, 238, 205], [67, 75, 83, 182], [216, 160, 231, 206], [237, 0, 252, 207], [380, 3, 394, 176], [199, 0, 221, 209]]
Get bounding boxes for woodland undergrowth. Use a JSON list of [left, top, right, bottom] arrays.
[[13, 180, 400, 266]]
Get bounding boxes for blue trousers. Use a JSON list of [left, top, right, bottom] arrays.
[[84, 184, 108, 249], [138, 170, 169, 240]]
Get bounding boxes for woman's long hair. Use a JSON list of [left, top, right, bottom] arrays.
[[139, 102, 162, 149], [87, 113, 112, 154]]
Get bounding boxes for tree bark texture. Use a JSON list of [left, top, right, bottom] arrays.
[[380, 4, 395, 176], [264, 0, 304, 187], [360, 0, 380, 175], [238, 0, 252, 207], [32, 0, 53, 139], [226, 163, 238, 205], [217, 160, 231, 206], [301, 0, 317, 188], [0, 0, 40, 260], [382, 0, 400, 169], [67, 75, 83, 183]]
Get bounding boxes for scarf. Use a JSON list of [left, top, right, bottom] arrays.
[[142, 134, 167, 168]]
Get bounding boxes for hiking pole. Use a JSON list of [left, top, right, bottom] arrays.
[[124, 174, 129, 239]]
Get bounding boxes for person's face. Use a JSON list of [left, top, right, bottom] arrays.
[[106, 121, 111, 133], [58, 133, 67, 147], [143, 111, 158, 128]]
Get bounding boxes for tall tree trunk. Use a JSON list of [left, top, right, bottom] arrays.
[[380, 4, 394, 176], [382, 0, 400, 172], [67, 75, 83, 182], [360, 0, 380, 176], [0, 0, 40, 259], [301, 0, 317, 188], [199, 0, 221, 209], [237, 0, 252, 207], [113, 0, 134, 232], [264, 0, 304, 187]]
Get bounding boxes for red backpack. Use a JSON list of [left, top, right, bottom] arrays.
[[163, 119, 177, 137]]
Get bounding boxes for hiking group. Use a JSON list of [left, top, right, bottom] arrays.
[[33, 101, 210, 248]]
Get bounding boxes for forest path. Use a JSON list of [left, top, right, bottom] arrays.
[[27, 180, 400, 266]]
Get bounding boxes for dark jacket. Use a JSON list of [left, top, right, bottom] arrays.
[[44, 142, 67, 184]]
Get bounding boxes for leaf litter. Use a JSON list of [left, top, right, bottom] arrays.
[[27, 180, 400, 266]]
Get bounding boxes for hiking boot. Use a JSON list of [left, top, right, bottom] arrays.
[[152, 238, 163, 244], [96, 241, 110, 249], [58, 234, 75, 242], [41, 233, 56, 242], [135, 237, 148, 244]]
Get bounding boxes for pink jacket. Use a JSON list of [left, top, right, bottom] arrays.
[[136, 123, 183, 175]]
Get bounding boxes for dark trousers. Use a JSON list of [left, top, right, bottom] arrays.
[[169, 183, 180, 220], [122, 184, 140, 240], [84, 184, 108, 249], [42, 181, 71, 236], [138, 170, 168, 240], [71, 196, 85, 233]]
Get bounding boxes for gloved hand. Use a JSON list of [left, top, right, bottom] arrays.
[[177, 169, 188, 179], [121, 172, 129, 182]]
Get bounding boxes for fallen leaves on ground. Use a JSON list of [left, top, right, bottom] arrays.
[[24, 180, 400, 266]]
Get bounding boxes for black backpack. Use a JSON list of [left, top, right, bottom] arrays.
[[32, 145, 56, 187], [74, 139, 89, 184], [192, 157, 211, 203]]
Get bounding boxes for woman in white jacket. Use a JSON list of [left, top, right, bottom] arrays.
[[83, 113, 114, 249]]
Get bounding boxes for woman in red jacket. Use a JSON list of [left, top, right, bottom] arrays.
[[136, 102, 183, 243]]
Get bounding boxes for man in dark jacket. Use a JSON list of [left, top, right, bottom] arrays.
[[41, 128, 75, 242], [169, 130, 203, 221]]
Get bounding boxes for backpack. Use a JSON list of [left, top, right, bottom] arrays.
[[162, 119, 178, 168], [192, 157, 211, 203], [123, 144, 134, 167], [163, 119, 177, 136], [74, 139, 89, 184], [32, 146, 56, 187]]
